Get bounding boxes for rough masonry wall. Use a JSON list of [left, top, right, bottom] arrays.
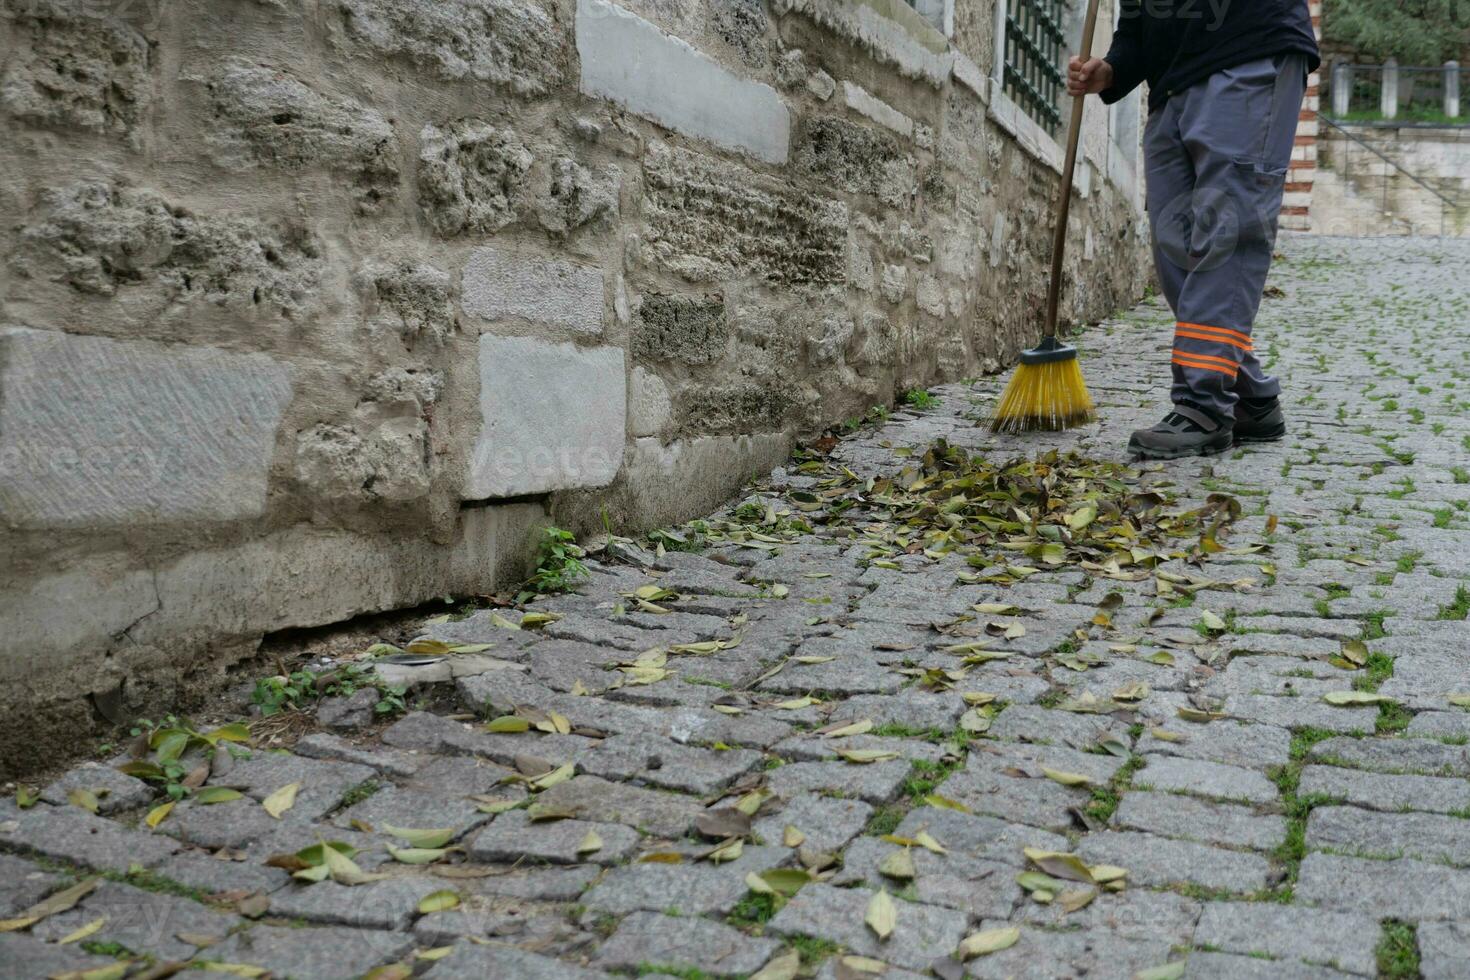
[[0, 0, 1146, 771]]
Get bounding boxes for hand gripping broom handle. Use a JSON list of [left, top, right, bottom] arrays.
[[1043, 0, 1104, 343]]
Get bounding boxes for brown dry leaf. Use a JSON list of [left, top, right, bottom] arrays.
[[696, 807, 752, 840], [1023, 848, 1094, 884], [236, 894, 270, 919]]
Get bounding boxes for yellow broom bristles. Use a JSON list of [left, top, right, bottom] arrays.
[[990, 357, 1095, 434]]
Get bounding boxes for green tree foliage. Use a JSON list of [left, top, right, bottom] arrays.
[[1325, 0, 1470, 63]]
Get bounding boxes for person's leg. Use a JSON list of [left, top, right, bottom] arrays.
[[1143, 100, 1193, 315], [1167, 54, 1307, 420]]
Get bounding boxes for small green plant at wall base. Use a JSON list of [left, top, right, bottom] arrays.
[[523, 526, 588, 598], [250, 662, 400, 718], [903, 389, 939, 410]]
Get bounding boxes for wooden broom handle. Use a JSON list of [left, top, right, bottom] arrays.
[[1044, 0, 1104, 341]]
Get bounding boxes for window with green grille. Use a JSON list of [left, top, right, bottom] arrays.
[[1002, 0, 1067, 136]]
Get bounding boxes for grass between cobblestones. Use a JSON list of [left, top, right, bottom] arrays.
[[1375, 920, 1422, 979], [1267, 727, 1344, 900]]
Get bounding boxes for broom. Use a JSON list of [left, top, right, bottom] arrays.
[[990, 0, 1102, 434]]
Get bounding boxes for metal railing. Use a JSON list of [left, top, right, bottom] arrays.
[[1002, 0, 1067, 136], [1318, 114, 1463, 237]]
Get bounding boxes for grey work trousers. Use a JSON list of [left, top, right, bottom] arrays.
[[1144, 53, 1309, 419]]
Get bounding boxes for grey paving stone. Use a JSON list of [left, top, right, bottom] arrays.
[[0, 802, 182, 872], [1224, 694, 1380, 734], [834, 836, 1020, 919], [1074, 831, 1272, 893], [460, 866, 599, 902], [1113, 791, 1286, 851], [1181, 951, 1357, 979], [752, 793, 872, 853], [0, 853, 65, 916], [757, 655, 905, 695], [962, 923, 1179, 980], [891, 806, 1068, 866], [213, 752, 377, 821], [1193, 901, 1380, 976], [594, 910, 780, 975], [581, 863, 751, 916], [267, 875, 446, 930], [771, 732, 949, 765], [1308, 735, 1470, 777], [1016, 888, 1201, 946], [1297, 853, 1470, 921], [940, 761, 1090, 834], [421, 944, 614, 979], [157, 796, 284, 849], [986, 704, 1130, 750], [763, 759, 910, 805], [239, 823, 390, 870], [41, 762, 155, 814], [1135, 756, 1278, 804], [1298, 765, 1470, 815], [767, 883, 969, 972], [1307, 806, 1470, 866], [575, 733, 763, 794], [154, 852, 293, 895], [292, 732, 423, 778], [31, 880, 241, 962], [1136, 719, 1291, 771], [1419, 920, 1470, 980], [200, 924, 413, 979], [1408, 711, 1470, 739], [535, 775, 701, 837], [967, 740, 1128, 785], [0, 932, 116, 980], [333, 786, 491, 838], [466, 810, 641, 865], [831, 691, 967, 730]]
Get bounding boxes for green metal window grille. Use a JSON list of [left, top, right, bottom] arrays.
[[1003, 0, 1066, 136]]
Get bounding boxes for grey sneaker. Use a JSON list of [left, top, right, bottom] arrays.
[[1234, 397, 1287, 444], [1127, 404, 1233, 460]]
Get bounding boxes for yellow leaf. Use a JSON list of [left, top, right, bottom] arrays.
[[1449, 694, 1470, 708], [1323, 691, 1394, 706], [262, 782, 300, 819], [1060, 888, 1097, 913], [638, 852, 684, 864], [323, 843, 385, 885], [529, 763, 576, 791], [145, 801, 175, 829], [782, 825, 806, 848], [734, 788, 771, 816], [58, 916, 107, 944], [864, 888, 896, 940], [750, 948, 800, 980], [703, 838, 743, 864], [416, 947, 455, 962], [1023, 848, 1095, 884], [577, 830, 603, 856], [775, 696, 817, 710], [67, 788, 100, 814], [744, 871, 775, 895], [484, 716, 531, 733], [1199, 610, 1226, 632], [1149, 728, 1186, 743], [961, 692, 997, 706], [878, 848, 916, 881], [914, 831, 946, 854], [381, 826, 455, 849], [489, 612, 521, 630], [0, 878, 98, 932], [793, 656, 836, 665], [957, 926, 1021, 959], [199, 965, 270, 978], [386, 845, 452, 865], [1042, 768, 1093, 788], [823, 719, 874, 739], [838, 956, 888, 975], [195, 787, 243, 805], [837, 749, 899, 764], [417, 890, 461, 914], [923, 794, 971, 813], [1089, 864, 1129, 884]]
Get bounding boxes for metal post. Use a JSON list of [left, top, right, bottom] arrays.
[[1381, 58, 1399, 119], [1332, 62, 1352, 117], [1446, 61, 1461, 120]]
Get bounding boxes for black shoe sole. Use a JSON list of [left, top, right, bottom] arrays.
[[1127, 436, 1234, 461], [1234, 426, 1287, 445]]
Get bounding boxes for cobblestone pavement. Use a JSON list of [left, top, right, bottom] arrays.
[[5, 233, 1470, 979]]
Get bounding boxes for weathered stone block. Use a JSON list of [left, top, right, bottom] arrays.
[[0, 328, 292, 528], [632, 293, 729, 364], [206, 61, 398, 212], [361, 262, 456, 344], [536, 157, 621, 235], [628, 367, 671, 438], [462, 247, 604, 334], [417, 120, 533, 237], [641, 142, 847, 285], [576, 0, 788, 164], [1, 1, 151, 137], [842, 80, 914, 137], [334, 0, 566, 95], [795, 116, 914, 207], [12, 181, 322, 317], [467, 335, 625, 498]]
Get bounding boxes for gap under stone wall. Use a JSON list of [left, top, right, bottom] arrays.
[[0, 0, 1147, 772]]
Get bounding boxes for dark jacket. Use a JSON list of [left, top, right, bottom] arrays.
[[1101, 0, 1320, 113]]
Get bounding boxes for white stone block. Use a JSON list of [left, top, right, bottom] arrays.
[[462, 247, 605, 334], [467, 334, 625, 498], [628, 367, 671, 438], [842, 81, 913, 138], [577, 0, 790, 164], [952, 53, 988, 102], [0, 327, 292, 528]]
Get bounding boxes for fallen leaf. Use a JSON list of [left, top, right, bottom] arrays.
[[923, 794, 971, 813], [197, 965, 269, 978], [363, 965, 413, 980], [1023, 848, 1094, 884], [1449, 694, 1470, 709], [58, 916, 107, 944], [1176, 707, 1226, 723], [703, 837, 744, 864], [957, 926, 1021, 959], [822, 719, 874, 739], [865, 888, 896, 940], [577, 830, 603, 856], [1340, 639, 1369, 667], [484, 716, 531, 734], [386, 846, 453, 865], [417, 890, 461, 914], [261, 782, 299, 820], [416, 947, 455, 962], [381, 825, 455, 849], [1148, 728, 1186, 743], [734, 788, 771, 816], [750, 948, 800, 980], [783, 825, 806, 848], [0, 878, 98, 932], [637, 852, 684, 864], [837, 749, 899, 764], [194, 788, 243, 805], [145, 801, 175, 829], [529, 763, 576, 791], [751, 868, 811, 897], [15, 786, 38, 809], [1059, 888, 1097, 913], [1323, 691, 1394, 706], [1199, 610, 1226, 633], [1089, 864, 1129, 884], [961, 692, 997, 707], [236, 894, 269, 919], [1134, 962, 1187, 980], [323, 843, 385, 886], [878, 848, 916, 881], [696, 807, 752, 840], [66, 788, 101, 814], [1042, 768, 1093, 788]]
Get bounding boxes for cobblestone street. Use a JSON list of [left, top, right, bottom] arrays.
[[5, 233, 1470, 979]]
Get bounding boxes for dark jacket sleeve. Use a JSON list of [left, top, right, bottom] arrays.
[[1099, 0, 1145, 105]]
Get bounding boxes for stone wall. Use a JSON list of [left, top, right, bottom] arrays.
[[1315, 127, 1470, 236], [0, 0, 1147, 770]]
